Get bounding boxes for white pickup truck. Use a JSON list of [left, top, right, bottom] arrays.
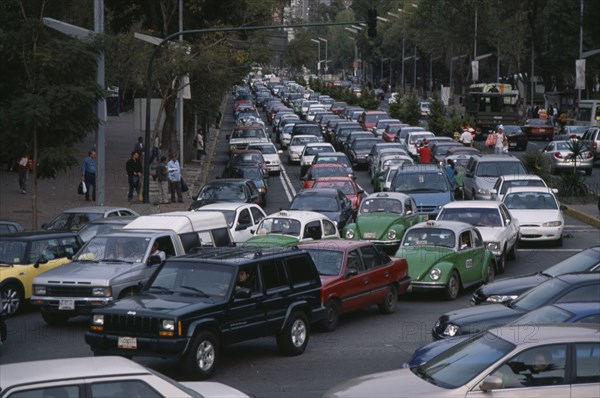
[[31, 211, 232, 325]]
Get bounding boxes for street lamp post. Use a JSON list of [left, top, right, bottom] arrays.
[[318, 37, 328, 81], [310, 39, 321, 78]]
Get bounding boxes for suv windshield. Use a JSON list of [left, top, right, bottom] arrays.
[[393, 172, 450, 193]]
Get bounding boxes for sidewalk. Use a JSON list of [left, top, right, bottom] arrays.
[[0, 110, 219, 231]]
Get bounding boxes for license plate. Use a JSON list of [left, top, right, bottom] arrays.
[[58, 299, 74, 310], [363, 232, 377, 239], [509, 142, 517, 147], [118, 336, 137, 349]]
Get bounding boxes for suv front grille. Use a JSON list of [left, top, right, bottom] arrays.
[[46, 286, 93, 297], [104, 313, 160, 337], [418, 205, 437, 213]]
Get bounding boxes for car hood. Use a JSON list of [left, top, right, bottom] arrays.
[[33, 261, 147, 285], [406, 191, 452, 206], [181, 382, 250, 398], [355, 214, 406, 238], [508, 209, 562, 224], [323, 368, 448, 398], [189, 198, 241, 210], [476, 273, 550, 298], [243, 235, 301, 248], [397, 246, 455, 280], [440, 304, 521, 332], [101, 293, 223, 317], [476, 227, 507, 242], [404, 335, 471, 368]]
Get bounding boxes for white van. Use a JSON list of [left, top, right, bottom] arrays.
[[576, 100, 600, 127], [123, 211, 233, 250]]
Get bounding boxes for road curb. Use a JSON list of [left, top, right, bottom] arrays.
[[564, 207, 600, 229]]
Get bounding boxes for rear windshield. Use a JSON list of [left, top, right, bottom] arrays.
[[475, 161, 526, 177]]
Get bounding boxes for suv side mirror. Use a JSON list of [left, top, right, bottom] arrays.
[[226, 134, 230, 140], [148, 255, 162, 266], [34, 256, 49, 268], [234, 288, 251, 299]]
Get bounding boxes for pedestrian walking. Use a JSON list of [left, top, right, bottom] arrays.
[[126, 151, 143, 203], [495, 126, 506, 154], [195, 128, 205, 160], [81, 150, 97, 201], [167, 153, 184, 203], [148, 135, 160, 164], [18, 151, 33, 194], [156, 156, 169, 204]]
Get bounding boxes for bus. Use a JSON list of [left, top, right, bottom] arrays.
[[465, 84, 520, 137]]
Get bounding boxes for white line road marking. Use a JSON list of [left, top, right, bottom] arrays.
[[517, 249, 583, 252], [279, 164, 296, 202]]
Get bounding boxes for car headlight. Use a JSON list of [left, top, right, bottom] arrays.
[[486, 295, 518, 303], [443, 323, 459, 337], [542, 221, 562, 227], [387, 229, 397, 240], [429, 268, 441, 281], [345, 229, 355, 239], [92, 287, 112, 297], [92, 314, 104, 326], [34, 285, 46, 295], [485, 242, 500, 252], [258, 187, 266, 193], [161, 320, 175, 331], [477, 188, 491, 195]]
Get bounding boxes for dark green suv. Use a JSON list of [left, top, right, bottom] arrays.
[[85, 247, 325, 379]]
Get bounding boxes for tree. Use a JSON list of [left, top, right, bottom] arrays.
[[0, 0, 103, 229], [399, 92, 421, 126], [427, 93, 447, 136]]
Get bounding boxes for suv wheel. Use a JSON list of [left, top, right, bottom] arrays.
[[377, 284, 398, 314], [185, 330, 219, 380], [320, 300, 340, 332], [507, 242, 517, 261], [41, 311, 70, 325], [496, 250, 506, 274], [277, 311, 309, 356], [486, 261, 496, 284]]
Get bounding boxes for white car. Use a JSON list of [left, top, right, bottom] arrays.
[[279, 123, 295, 149], [300, 142, 336, 171], [370, 147, 411, 180], [0, 356, 249, 397], [192, 202, 267, 244], [437, 200, 520, 273], [491, 174, 550, 201], [502, 186, 565, 246], [287, 134, 319, 163], [247, 142, 281, 175], [405, 131, 436, 158], [227, 125, 270, 153], [244, 210, 340, 247]]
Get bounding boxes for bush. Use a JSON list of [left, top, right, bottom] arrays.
[[521, 151, 552, 182]]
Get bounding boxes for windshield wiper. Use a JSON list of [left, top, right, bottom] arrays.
[[148, 285, 174, 294], [413, 364, 438, 385], [179, 285, 209, 297]]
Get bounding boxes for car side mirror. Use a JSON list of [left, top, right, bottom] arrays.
[[236, 223, 249, 231], [226, 134, 230, 140], [234, 288, 252, 299], [559, 204, 568, 211], [34, 256, 49, 268], [479, 375, 503, 392], [147, 255, 162, 266], [490, 189, 497, 194], [357, 189, 364, 194], [346, 268, 358, 278], [466, 172, 473, 178]]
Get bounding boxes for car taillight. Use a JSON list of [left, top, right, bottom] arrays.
[[586, 151, 593, 159], [593, 142, 598, 150], [554, 152, 562, 159]]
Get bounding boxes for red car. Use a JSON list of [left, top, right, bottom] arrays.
[[331, 101, 348, 115], [298, 240, 410, 331], [312, 176, 364, 211], [521, 118, 555, 140], [357, 111, 389, 130], [301, 164, 348, 189], [382, 124, 409, 142]]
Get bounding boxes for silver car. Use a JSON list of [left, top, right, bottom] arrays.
[[542, 139, 594, 175], [323, 324, 599, 398], [0, 356, 249, 397]]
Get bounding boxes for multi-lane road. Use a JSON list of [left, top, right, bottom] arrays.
[[2, 96, 599, 398]]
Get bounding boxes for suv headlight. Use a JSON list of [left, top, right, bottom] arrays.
[[430, 268, 441, 281], [345, 229, 355, 239], [487, 295, 518, 303], [485, 242, 500, 252], [542, 221, 562, 227], [34, 285, 47, 295], [161, 320, 175, 331], [443, 323, 459, 337], [92, 314, 104, 326], [92, 287, 112, 297], [387, 229, 397, 240]]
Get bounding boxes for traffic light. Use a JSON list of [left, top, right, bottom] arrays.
[[368, 9, 377, 37]]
